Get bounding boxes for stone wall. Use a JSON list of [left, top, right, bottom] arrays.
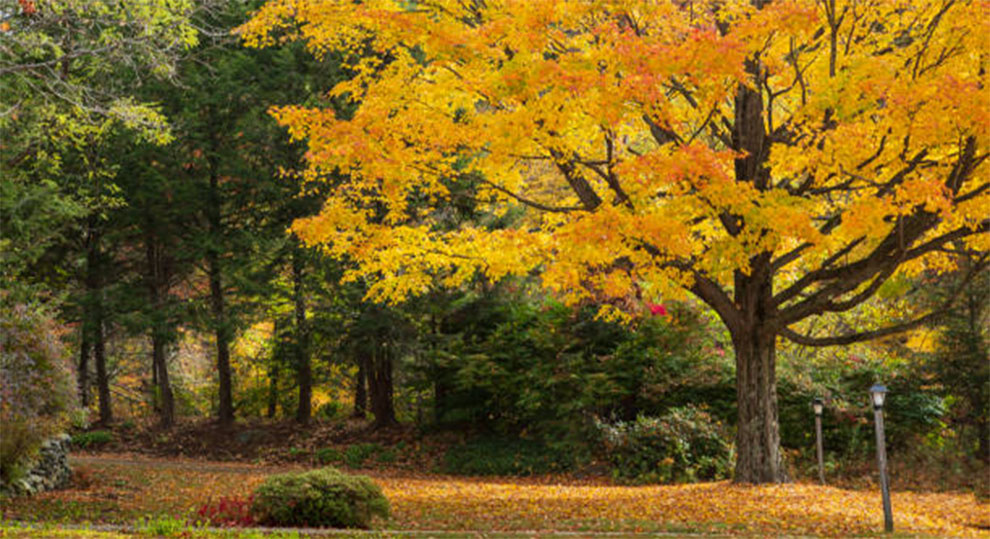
[[0, 434, 72, 496]]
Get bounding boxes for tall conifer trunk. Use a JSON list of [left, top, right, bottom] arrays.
[[145, 230, 174, 428], [78, 334, 91, 407], [293, 246, 312, 424], [93, 315, 111, 425], [85, 217, 112, 424], [206, 131, 234, 425]]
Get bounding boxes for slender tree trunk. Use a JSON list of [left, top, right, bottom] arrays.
[[268, 319, 280, 419], [208, 245, 233, 425], [368, 345, 397, 429], [207, 147, 234, 425], [152, 333, 174, 428], [293, 246, 311, 424], [94, 316, 112, 425], [78, 329, 91, 408], [145, 232, 174, 428], [85, 218, 112, 425], [267, 363, 279, 419], [353, 356, 367, 419]]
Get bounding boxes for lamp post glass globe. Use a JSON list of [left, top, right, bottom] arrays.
[[870, 384, 888, 408], [813, 397, 824, 416]]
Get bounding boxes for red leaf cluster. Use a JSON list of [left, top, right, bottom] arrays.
[[195, 495, 255, 527]]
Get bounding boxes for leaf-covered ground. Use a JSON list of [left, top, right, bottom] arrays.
[[2, 454, 987, 537]]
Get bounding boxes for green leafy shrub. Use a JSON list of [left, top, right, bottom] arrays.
[[71, 430, 114, 448], [316, 447, 343, 465], [342, 443, 390, 468], [250, 467, 389, 528], [442, 437, 574, 476], [316, 401, 344, 420], [374, 448, 397, 464], [596, 405, 732, 484], [0, 304, 77, 484]]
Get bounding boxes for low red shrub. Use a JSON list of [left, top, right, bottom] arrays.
[[195, 495, 256, 527]]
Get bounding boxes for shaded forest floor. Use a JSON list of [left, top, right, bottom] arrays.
[[73, 418, 989, 493], [2, 453, 988, 537], [81, 417, 441, 465]]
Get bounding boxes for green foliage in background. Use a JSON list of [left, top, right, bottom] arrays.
[[442, 437, 575, 476]]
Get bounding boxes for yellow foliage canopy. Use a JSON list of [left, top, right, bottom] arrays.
[[238, 0, 988, 333]]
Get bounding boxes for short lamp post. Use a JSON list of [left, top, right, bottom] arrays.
[[870, 384, 894, 533], [813, 397, 825, 485]]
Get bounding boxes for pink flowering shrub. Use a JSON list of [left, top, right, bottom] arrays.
[[0, 304, 77, 483]]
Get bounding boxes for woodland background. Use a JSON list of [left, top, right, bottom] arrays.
[[1, 0, 987, 498]]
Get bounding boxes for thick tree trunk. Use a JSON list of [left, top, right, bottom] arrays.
[[353, 356, 367, 419], [729, 251, 787, 483], [731, 328, 786, 483], [368, 346, 397, 429], [293, 246, 312, 424]]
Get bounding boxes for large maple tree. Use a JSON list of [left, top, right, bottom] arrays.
[[240, 0, 989, 482]]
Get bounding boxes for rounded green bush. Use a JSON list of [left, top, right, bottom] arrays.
[[251, 467, 389, 529]]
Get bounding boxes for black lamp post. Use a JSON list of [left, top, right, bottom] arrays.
[[813, 397, 825, 485], [870, 384, 893, 533]]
